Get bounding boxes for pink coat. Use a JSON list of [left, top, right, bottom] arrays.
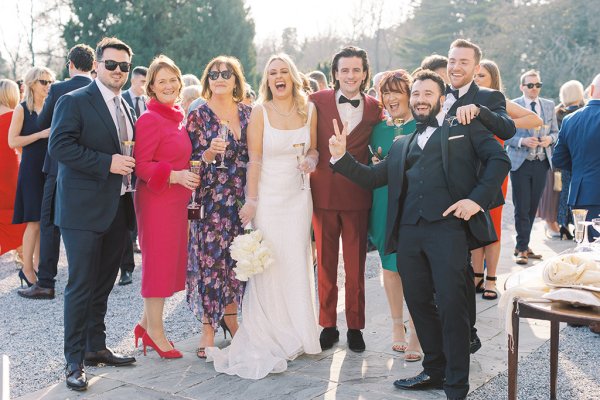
[[134, 99, 192, 297]]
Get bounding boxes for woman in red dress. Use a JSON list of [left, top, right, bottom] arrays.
[[133, 55, 200, 358], [0, 80, 26, 256]]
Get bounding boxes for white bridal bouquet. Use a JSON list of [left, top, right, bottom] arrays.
[[230, 230, 274, 281]]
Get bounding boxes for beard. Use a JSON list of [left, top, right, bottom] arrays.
[[410, 100, 441, 125]]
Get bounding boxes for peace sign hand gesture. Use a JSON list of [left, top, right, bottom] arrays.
[[329, 118, 348, 159]]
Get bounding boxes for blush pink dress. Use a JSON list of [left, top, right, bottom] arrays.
[[134, 98, 192, 297]]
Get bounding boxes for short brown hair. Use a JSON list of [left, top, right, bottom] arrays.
[[520, 69, 540, 85], [331, 46, 371, 92], [145, 55, 183, 102], [449, 39, 482, 64], [412, 70, 446, 96], [421, 55, 448, 72], [95, 37, 133, 61], [378, 69, 413, 100], [68, 44, 95, 72], [200, 56, 246, 103]]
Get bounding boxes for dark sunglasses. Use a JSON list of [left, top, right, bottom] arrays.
[[208, 70, 233, 80], [37, 79, 54, 86], [524, 82, 543, 89], [99, 60, 132, 72]]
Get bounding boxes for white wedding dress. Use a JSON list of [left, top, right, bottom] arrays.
[[206, 104, 321, 379]]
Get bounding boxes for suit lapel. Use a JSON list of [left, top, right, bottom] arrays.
[[440, 122, 450, 187], [86, 82, 121, 151], [448, 82, 478, 115]]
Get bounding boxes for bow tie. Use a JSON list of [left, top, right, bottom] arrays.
[[446, 86, 459, 99], [415, 119, 439, 134], [339, 95, 360, 108]]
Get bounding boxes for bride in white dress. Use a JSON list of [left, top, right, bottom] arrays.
[[205, 54, 321, 378]]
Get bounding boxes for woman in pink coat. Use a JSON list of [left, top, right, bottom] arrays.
[[133, 55, 200, 358]]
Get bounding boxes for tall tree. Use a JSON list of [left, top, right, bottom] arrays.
[[63, 0, 256, 82]]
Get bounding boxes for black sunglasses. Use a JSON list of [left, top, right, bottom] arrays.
[[37, 79, 54, 86], [524, 82, 543, 89], [208, 70, 233, 80], [99, 60, 132, 72]]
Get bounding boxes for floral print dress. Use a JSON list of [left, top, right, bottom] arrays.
[[186, 102, 251, 330]]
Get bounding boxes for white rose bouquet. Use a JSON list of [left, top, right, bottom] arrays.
[[230, 230, 274, 281]]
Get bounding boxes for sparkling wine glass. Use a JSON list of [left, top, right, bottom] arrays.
[[293, 142, 309, 190], [188, 160, 201, 210], [121, 140, 136, 192], [572, 209, 589, 248], [217, 120, 229, 169], [392, 118, 404, 136]]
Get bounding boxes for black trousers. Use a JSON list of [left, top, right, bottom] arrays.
[[62, 196, 130, 364], [511, 159, 549, 252], [37, 174, 61, 289], [396, 218, 470, 399], [466, 253, 477, 339], [120, 221, 137, 274]]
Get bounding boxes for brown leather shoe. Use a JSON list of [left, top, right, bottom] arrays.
[[526, 248, 543, 259], [17, 283, 55, 299], [515, 251, 528, 265]]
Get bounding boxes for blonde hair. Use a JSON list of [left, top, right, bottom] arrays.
[[23, 66, 55, 113], [145, 55, 183, 102], [200, 56, 246, 103], [559, 80, 584, 106], [258, 53, 308, 123], [0, 79, 20, 109]]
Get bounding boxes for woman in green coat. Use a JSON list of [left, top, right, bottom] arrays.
[[369, 70, 422, 361]]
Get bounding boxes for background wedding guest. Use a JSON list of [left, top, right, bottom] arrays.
[[308, 70, 328, 91], [8, 66, 54, 288], [369, 69, 422, 361], [242, 83, 256, 106], [553, 73, 600, 241], [181, 84, 202, 114], [134, 55, 197, 359], [182, 73, 201, 87], [16, 78, 25, 101], [472, 59, 542, 300], [0, 79, 26, 257], [186, 55, 251, 358], [505, 70, 559, 265], [18, 44, 95, 300], [555, 80, 585, 240], [420, 54, 449, 84]]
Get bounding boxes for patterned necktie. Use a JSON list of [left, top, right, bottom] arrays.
[[134, 97, 141, 117], [113, 97, 129, 142], [530, 101, 537, 114]]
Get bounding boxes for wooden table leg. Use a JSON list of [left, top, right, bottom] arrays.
[[508, 300, 520, 400], [550, 320, 559, 400]]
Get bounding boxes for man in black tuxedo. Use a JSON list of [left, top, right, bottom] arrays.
[[117, 66, 147, 285], [17, 44, 95, 300], [329, 71, 510, 400], [444, 39, 517, 354], [49, 37, 137, 391]]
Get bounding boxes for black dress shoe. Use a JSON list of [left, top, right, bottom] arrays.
[[84, 348, 136, 366], [470, 334, 482, 354], [118, 271, 133, 286], [347, 329, 366, 352], [319, 327, 339, 350], [65, 363, 87, 391], [393, 371, 444, 390], [17, 283, 55, 299]]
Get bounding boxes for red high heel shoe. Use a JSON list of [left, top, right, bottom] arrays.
[[134, 324, 146, 348], [141, 333, 183, 359]]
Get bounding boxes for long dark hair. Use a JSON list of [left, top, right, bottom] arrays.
[[331, 46, 370, 93]]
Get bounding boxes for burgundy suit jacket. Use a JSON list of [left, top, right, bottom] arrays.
[[309, 89, 383, 211]]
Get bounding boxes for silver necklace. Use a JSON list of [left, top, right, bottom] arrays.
[[270, 100, 296, 117]]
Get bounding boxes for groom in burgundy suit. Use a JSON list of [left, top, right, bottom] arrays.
[[309, 46, 383, 352]]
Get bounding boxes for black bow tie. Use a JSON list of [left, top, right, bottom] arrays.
[[415, 118, 439, 134], [339, 95, 360, 108], [446, 86, 459, 99]]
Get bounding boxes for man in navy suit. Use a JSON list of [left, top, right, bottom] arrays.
[[553, 74, 600, 240], [17, 44, 95, 300], [49, 37, 137, 391]]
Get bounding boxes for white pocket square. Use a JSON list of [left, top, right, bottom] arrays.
[[448, 135, 465, 140]]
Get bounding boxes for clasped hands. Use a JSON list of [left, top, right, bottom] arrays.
[[522, 135, 552, 148]]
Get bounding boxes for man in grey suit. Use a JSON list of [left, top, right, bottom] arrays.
[[505, 70, 558, 264]]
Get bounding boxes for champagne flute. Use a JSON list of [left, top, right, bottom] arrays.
[[591, 218, 600, 248], [121, 140, 135, 192], [188, 160, 201, 210], [293, 142, 308, 190], [572, 209, 589, 247], [392, 118, 404, 137], [217, 120, 229, 169]]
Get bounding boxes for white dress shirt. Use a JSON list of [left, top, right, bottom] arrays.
[[417, 111, 446, 149], [336, 90, 364, 133], [442, 80, 473, 114]]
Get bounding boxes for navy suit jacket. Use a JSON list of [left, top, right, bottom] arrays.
[[38, 75, 92, 176], [552, 99, 600, 206], [48, 81, 135, 233]]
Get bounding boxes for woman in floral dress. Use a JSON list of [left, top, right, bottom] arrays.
[[186, 56, 251, 358]]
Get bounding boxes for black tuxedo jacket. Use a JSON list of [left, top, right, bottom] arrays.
[[332, 120, 511, 252], [38, 75, 93, 176], [122, 90, 134, 112], [48, 81, 136, 233], [448, 82, 516, 140]]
